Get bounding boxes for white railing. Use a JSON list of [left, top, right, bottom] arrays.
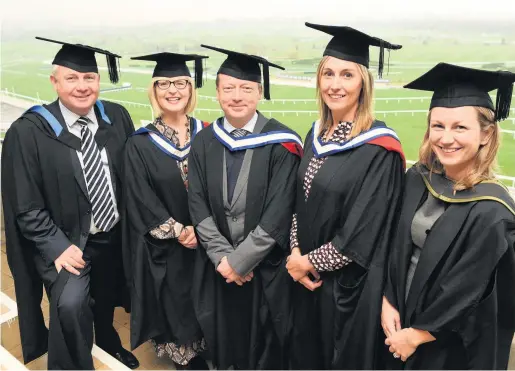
[[197, 95, 434, 104], [0, 346, 28, 370], [0, 291, 129, 370], [0, 89, 155, 121], [1, 89, 49, 104], [99, 85, 132, 93], [197, 94, 515, 105], [2, 89, 515, 191], [0, 291, 26, 370], [191, 108, 430, 117]]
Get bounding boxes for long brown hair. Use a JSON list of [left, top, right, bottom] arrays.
[[418, 106, 500, 190], [315, 56, 375, 138]]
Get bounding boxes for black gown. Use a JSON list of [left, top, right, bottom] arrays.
[[291, 120, 405, 370], [1, 100, 133, 366], [188, 117, 301, 369], [384, 165, 515, 370], [122, 120, 205, 351]]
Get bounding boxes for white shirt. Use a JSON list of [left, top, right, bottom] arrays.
[[59, 100, 120, 234], [223, 112, 258, 134]]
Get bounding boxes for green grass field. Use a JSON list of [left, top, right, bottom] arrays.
[[2, 28, 515, 175]]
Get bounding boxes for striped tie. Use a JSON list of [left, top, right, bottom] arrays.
[[77, 117, 116, 232], [231, 128, 249, 138]]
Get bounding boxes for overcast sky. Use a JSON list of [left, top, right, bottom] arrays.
[[3, 0, 515, 28]]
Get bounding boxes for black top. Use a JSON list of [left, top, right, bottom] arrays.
[[384, 166, 515, 369]]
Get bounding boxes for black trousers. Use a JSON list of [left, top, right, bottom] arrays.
[[34, 229, 123, 370]]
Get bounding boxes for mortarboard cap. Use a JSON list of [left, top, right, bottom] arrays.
[[36, 36, 121, 84], [305, 22, 402, 78], [404, 62, 515, 122], [131, 52, 208, 88], [200, 44, 285, 100]]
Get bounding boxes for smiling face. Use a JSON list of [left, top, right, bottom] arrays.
[[216, 73, 262, 127], [429, 106, 493, 179], [154, 77, 192, 115], [318, 56, 363, 120], [50, 65, 99, 116]]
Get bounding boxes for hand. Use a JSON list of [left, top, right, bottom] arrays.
[[381, 296, 402, 337], [298, 275, 323, 291], [55, 244, 85, 276], [242, 271, 254, 282], [178, 226, 197, 249], [385, 328, 435, 362], [290, 247, 301, 256], [217, 257, 245, 286], [286, 251, 318, 282]]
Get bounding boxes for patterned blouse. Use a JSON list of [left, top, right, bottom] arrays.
[[290, 121, 353, 272], [148, 117, 207, 364], [149, 117, 190, 239]]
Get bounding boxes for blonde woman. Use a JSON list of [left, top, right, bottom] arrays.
[[286, 23, 405, 369], [382, 63, 515, 369], [122, 53, 209, 369]]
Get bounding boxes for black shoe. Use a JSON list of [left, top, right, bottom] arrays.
[[113, 348, 140, 369]]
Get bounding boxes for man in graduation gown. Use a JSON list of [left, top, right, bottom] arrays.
[[1, 37, 139, 369], [188, 44, 303, 370]]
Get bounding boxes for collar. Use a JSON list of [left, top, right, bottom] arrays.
[[312, 119, 400, 158], [416, 165, 515, 215], [212, 118, 303, 152], [59, 100, 97, 129], [223, 112, 258, 134], [132, 118, 204, 161]]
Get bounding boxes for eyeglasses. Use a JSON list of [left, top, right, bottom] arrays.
[[155, 79, 190, 90]]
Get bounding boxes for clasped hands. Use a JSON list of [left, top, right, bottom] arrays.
[[381, 296, 436, 362], [216, 256, 253, 286], [177, 225, 197, 249], [285, 247, 323, 291]]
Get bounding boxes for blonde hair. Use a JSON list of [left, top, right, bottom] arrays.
[[148, 76, 197, 117], [418, 106, 499, 190], [315, 56, 375, 138]]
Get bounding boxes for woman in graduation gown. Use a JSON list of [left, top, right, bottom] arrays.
[[382, 63, 515, 370], [285, 22, 405, 369], [122, 52, 209, 369]]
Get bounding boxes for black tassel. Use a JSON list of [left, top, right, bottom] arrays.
[[194, 57, 204, 88], [378, 40, 385, 79], [263, 62, 270, 100], [495, 78, 513, 121], [106, 55, 120, 84], [387, 49, 391, 76]]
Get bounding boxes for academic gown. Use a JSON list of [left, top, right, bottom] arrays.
[[188, 116, 301, 369], [384, 165, 515, 370], [122, 119, 205, 351], [1, 99, 134, 365], [291, 120, 405, 370]]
